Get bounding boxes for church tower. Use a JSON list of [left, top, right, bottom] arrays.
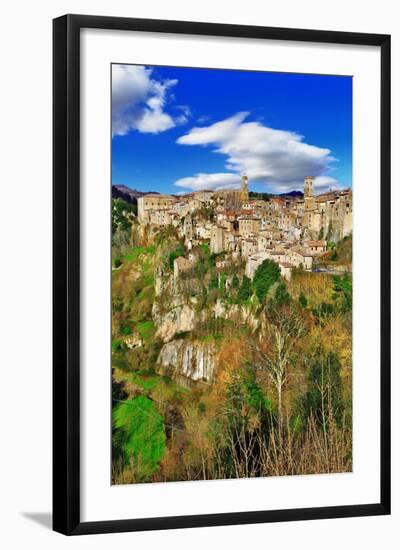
[[304, 176, 314, 198], [240, 175, 249, 202]]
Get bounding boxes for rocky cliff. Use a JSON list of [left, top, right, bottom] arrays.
[[156, 340, 216, 385], [153, 302, 197, 342]]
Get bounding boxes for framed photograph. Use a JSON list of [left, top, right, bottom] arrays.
[[53, 14, 391, 535]]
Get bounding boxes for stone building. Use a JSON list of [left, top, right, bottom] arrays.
[[257, 232, 272, 252], [210, 226, 226, 254], [245, 252, 270, 279], [279, 262, 294, 281], [240, 175, 249, 202], [137, 194, 176, 224], [213, 175, 250, 211], [238, 216, 261, 238], [288, 250, 313, 270], [304, 240, 327, 255], [193, 190, 214, 203], [300, 177, 352, 242], [267, 250, 287, 263], [241, 238, 258, 259], [183, 213, 193, 240]]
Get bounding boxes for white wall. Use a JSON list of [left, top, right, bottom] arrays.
[[1, 0, 398, 547]]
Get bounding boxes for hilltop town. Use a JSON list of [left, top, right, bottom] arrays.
[[112, 175, 353, 484], [136, 176, 352, 282]]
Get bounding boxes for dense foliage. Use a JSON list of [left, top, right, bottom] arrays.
[[113, 396, 166, 482], [253, 259, 281, 302]]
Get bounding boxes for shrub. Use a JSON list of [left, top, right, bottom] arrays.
[[299, 291, 308, 309], [312, 302, 335, 325], [332, 274, 352, 312], [113, 396, 166, 482], [253, 259, 281, 303]]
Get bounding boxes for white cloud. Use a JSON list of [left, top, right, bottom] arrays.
[[176, 112, 340, 192], [175, 173, 242, 192], [314, 176, 344, 194], [112, 65, 188, 136]]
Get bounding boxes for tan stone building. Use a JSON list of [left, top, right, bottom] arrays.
[[241, 238, 259, 259], [245, 252, 269, 279], [210, 226, 226, 254], [240, 175, 249, 202], [137, 194, 176, 224], [288, 250, 313, 270], [304, 240, 327, 255], [279, 262, 294, 281], [267, 250, 287, 263], [238, 216, 261, 238], [300, 177, 352, 242], [193, 190, 214, 203]]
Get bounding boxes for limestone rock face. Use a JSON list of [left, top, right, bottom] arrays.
[[153, 302, 196, 342], [157, 340, 215, 385]]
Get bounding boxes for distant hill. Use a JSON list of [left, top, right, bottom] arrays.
[[112, 185, 159, 205], [279, 190, 304, 199], [249, 190, 304, 200]]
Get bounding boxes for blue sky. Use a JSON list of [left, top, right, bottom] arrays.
[[112, 64, 352, 195]]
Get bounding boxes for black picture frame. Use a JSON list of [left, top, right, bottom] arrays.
[[53, 14, 391, 536]]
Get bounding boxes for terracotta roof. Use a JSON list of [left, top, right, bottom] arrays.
[[306, 240, 326, 247]]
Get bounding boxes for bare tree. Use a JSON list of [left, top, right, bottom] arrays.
[[253, 306, 307, 429]]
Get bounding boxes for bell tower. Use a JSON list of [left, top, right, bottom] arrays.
[[304, 176, 314, 198], [240, 175, 249, 202]]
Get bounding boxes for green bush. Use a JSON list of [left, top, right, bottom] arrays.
[[332, 274, 352, 312], [299, 291, 308, 309], [113, 396, 166, 481], [253, 259, 281, 303]]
